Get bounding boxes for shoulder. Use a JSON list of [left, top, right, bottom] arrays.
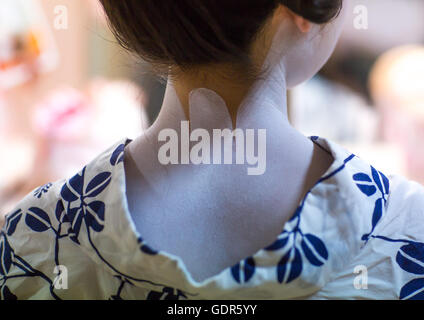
[[387, 174, 424, 210], [2, 180, 64, 243], [319, 137, 423, 228], [379, 173, 424, 237], [0, 139, 131, 299], [344, 150, 424, 240], [2, 139, 131, 243], [312, 145, 424, 299]]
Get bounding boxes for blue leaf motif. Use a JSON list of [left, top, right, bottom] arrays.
[[110, 144, 125, 166], [87, 201, 105, 220], [357, 184, 377, 197], [0, 235, 13, 276], [353, 171, 381, 197], [353, 173, 372, 182], [396, 243, 424, 275], [60, 168, 112, 242], [69, 210, 84, 244], [5, 209, 22, 236], [55, 201, 68, 223], [1, 286, 18, 300], [25, 207, 51, 233], [231, 257, 256, 283], [66, 207, 80, 226], [146, 290, 163, 300], [265, 233, 289, 251], [371, 198, 383, 230], [140, 245, 158, 255], [137, 237, 158, 255], [231, 264, 241, 283], [69, 169, 85, 195], [61, 183, 79, 202], [243, 257, 256, 282], [371, 166, 384, 194], [301, 234, 329, 266], [85, 172, 112, 198], [356, 168, 390, 241], [277, 248, 303, 283], [33, 183, 52, 199], [400, 278, 424, 300], [70, 235, 81, 245], [85, 201, 105, 232], [381, 172, 390, 195]]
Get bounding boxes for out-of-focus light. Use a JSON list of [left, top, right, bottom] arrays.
[[32, 87, 92, 142], [369, 45, 424, 184], [370, 45, 424, 117]]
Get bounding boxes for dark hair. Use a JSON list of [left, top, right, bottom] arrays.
[[99, 0, 342, 79]]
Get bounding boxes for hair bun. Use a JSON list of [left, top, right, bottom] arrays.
[[99, 0, 343, 78], [281, 0, 343, 24]]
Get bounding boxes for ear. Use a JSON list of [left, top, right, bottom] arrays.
[[276, 5, 312, 33], [292, 14, 312, 33]]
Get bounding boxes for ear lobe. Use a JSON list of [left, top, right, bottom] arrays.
[[293, 14, 312, 33], [274, 5, 312, 33]]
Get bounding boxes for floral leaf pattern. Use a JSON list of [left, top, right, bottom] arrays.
[[55, 200, 68, 224], [229, 152, 356, 285], [396, 243, 424, 275], [231, 257, 256, 284], [301, 234, 329, 267], [353, 166, 390, 241], [0, 140, 199, 301], [85, 172, 112, 198], [137, 237, 158, 255], [277, 248, 302, 283], [85, 201, 106, 232], [4, 137, 420, 300], [34, 183, 53, 199], [4, 210, 22, 236], [110, 144, 125, 166], [0, 234, 13, 276], [0, 285, 17, 300], [370, 236, 424, 300], [25, 207, 52, 233], [60, 167, 111, 243], [400, 278, 424, 300], [264, 232, 289, 251]]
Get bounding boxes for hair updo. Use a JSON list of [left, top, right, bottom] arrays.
[[99, 0, 342, 78]]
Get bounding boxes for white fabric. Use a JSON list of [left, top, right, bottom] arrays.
[[2, 19, 424, 300], [2, 135, 424, 300]]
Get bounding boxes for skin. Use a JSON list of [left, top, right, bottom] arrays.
[[172, 3, 350, 126], [125, 3, 351, 282]]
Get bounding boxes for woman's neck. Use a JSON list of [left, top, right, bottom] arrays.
[[171, 67, 257, 129], [168, 14, 285, 130], [159, 61, 290, 133]]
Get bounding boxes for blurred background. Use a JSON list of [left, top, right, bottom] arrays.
[[0, 0, 423, 220]]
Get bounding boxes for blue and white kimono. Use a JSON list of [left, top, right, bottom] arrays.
[[1, 136, 424, 300]]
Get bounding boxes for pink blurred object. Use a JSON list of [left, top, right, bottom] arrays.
[[0, 91, 7, 133], [30, 79, 146, 180], [32, 87, 93, 142], [370, 45, 424, 184]]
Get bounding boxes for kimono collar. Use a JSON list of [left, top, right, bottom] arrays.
[[60, 136, 390, 299]]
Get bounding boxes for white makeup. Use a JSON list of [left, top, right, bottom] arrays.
[[124, 11, 337, 282]]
